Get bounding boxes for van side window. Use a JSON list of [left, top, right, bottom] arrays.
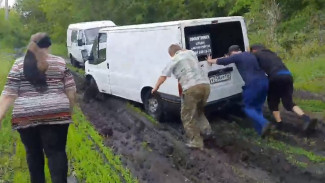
[[98, 33, 107, 61], [78, 30, 84, 42], [71, 30, 78, 43], [90, 33, 107, 65]]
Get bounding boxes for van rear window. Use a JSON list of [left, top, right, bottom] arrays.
[[185, 21, 245, 61]]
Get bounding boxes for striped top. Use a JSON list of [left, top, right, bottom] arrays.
[[2, 54, 76, 129]]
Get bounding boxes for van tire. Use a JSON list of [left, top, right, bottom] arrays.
[[83, 77, 100, 103], [144, 92, 164, 122]]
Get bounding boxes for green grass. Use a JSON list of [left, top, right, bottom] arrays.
[[286, 54, 325, 94], [295, 99, 325, 113], [51, 43, 68, 58], [0, 50, 138, 183]]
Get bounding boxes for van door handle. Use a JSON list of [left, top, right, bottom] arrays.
[[107, 63, 109, 69]]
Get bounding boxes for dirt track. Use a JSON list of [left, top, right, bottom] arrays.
[[73, 72, 325, 183]]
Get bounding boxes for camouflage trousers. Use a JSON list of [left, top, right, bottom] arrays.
[[181, 84, 212, 148]]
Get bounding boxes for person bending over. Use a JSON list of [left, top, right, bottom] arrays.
[[152, 44, 212, 149], [207, 45, 271, 136], [250, 44, 315, 131]]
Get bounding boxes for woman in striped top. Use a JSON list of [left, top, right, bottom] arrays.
[[0, 33, 76, 183]]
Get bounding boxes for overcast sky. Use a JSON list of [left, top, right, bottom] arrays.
[[0, 0, 16, 7]]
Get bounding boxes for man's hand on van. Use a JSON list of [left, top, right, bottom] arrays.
[[151, 87, 158, 94], [207, 55, 217, 65], [152, 76, 167, 94]]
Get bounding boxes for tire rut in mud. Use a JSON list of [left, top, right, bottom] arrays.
[[72, 72, 325, 183]]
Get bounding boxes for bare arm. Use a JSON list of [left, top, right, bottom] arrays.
[[65, 89, 76, 111], [0, 95, 16, 123], [207, 55, 218, 64], [151, 76, 167, 94]]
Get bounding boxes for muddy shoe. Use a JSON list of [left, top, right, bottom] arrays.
[[186, 140, 204, 150], [201, 130, 216, 140], [302, 115, 317, 131], [261, 122, 271, 138]]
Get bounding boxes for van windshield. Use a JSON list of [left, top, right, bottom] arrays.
[[85, 28, 102, 45]]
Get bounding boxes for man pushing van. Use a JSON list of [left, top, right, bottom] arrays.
[[152, 44, 212, 150], [207, 45, 271, 137]]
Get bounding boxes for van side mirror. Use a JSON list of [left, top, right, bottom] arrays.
[[78, 39, 84, 46], [88, 52, 94, 64]]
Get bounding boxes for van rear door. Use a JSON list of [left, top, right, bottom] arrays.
[[182, 19, 246, 102]]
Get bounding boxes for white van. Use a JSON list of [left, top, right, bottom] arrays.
[[67, 21, 116, 67], [85, 17, 247, 120]]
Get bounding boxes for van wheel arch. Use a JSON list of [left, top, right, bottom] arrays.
[[141, 87, 153, 103], [142, 87, 164, 122], [83, 75, 102, 102]]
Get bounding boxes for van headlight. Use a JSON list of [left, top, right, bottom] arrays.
[[81, 49, 88, 61]]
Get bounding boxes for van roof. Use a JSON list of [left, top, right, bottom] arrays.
[[68, 21, 116, 30], [100, 16, 243, 32]]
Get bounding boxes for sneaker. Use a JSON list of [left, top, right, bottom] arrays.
[[272, 121, 283, 131], [201, 129, 216, 140], [302, 115, 317, 131], [261, 122, 272, 137], [185, 140, 204, 150]]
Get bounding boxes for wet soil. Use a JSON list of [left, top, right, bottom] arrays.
[[72, 72, 325, 183]]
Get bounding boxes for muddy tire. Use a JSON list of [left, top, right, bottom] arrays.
[[144, 92, 164, 122]]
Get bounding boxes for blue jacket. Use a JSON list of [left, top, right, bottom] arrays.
[[218, 52, 267, 85]]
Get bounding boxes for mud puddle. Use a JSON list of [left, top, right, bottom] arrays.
[[72, 72, 325, 183]]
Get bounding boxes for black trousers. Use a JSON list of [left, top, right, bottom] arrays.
[[18, 124, 69, 183], [267, 75, 296, 111]]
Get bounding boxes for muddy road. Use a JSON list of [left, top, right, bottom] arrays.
[[72, 71, 325, 183]]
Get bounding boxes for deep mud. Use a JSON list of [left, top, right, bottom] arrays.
[[72, 72, 325, 183]]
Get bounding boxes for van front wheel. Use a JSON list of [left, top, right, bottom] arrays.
[[144, 92, 164, 122]]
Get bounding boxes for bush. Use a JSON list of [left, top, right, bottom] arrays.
[[0, 9, 29, 49]]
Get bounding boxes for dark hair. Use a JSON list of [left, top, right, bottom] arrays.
[[23, 50, 48, 92], [23, 33, 51, 92], [35, 35, 52, 48], [228, 45, 241, 54], [250, 44, 266, 51]]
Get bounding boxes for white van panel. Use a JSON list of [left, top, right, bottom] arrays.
[[87, 16, 248, 108], [107, 25, 181, 103]]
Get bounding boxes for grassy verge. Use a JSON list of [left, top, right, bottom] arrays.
[[286, 54, 325, 94], [0, 50, 137, 183]]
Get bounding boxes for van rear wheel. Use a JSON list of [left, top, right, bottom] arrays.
[[70, 55, 79, 67], [144, 92, 164, 122]]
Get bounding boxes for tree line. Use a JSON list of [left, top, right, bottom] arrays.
[[1, 0, 324, 59]]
